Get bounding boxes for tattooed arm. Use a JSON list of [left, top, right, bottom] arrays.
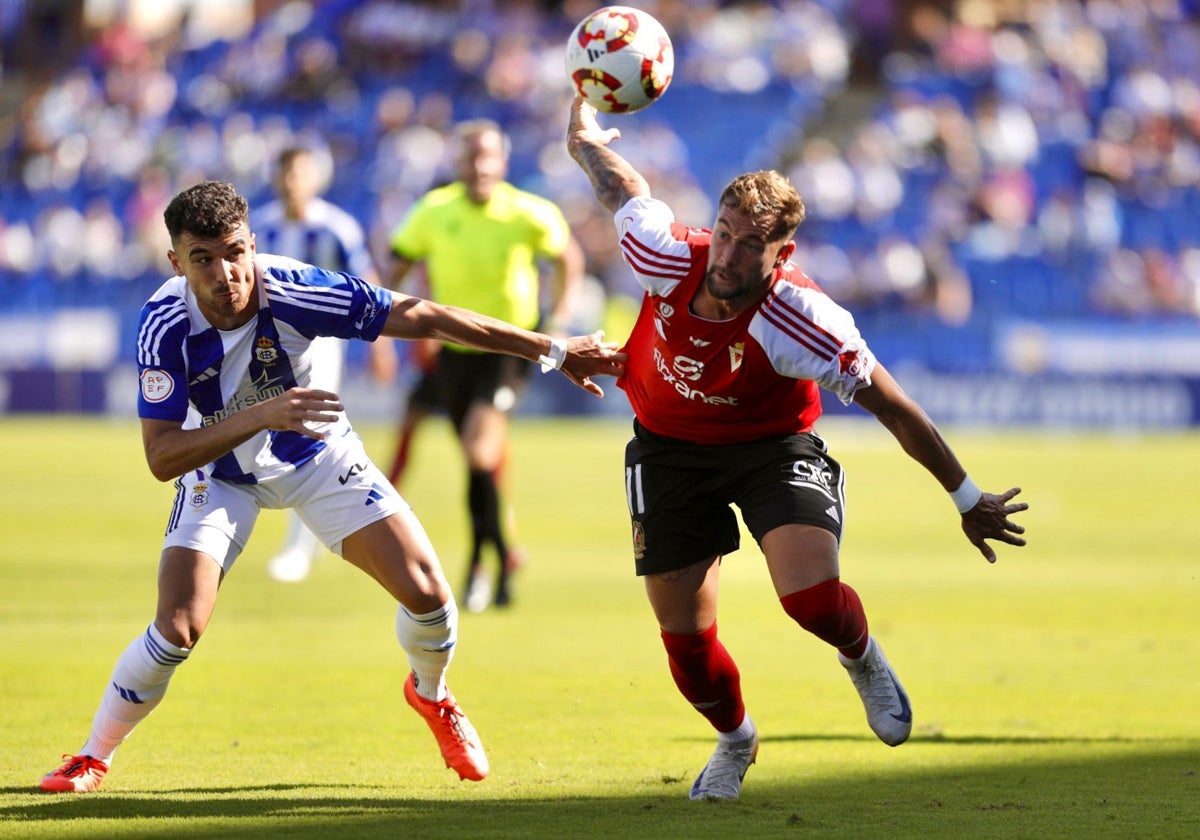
[[566, 96, 651, 214]]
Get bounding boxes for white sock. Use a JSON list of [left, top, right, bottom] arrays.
[[81, 624, 191, 764], [719, 714, 756, 745], [395, 600, 457, 702]]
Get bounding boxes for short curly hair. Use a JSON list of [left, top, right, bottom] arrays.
[[718, 171, 806, 243], [163, 181, 249, 243]]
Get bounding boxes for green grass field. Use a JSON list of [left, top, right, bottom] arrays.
[[1, 415, 1197, 839]]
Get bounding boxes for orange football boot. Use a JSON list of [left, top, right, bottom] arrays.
[[40, 754, 109, 793], [404, 673, 488, 781]]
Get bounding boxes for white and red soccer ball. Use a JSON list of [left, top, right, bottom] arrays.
[[565, 6, 674, 114]]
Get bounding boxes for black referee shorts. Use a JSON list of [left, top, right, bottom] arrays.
[[623, 419, 846, 576], [436, 347, 532, 431]]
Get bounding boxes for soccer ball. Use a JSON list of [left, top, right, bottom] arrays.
[[565, 6, 674, 114]]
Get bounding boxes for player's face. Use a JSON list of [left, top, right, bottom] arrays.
[[168, 222, 259, 330], [705, 204, 793, 305], [278, 153, 320, 214], [458, 130, 508, 203]]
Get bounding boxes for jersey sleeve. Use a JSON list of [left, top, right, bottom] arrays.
[[612, 196, 693, 297], [135, 296, 192, 421], [750, 279, 877, 406], [262, 261, 393, 341]]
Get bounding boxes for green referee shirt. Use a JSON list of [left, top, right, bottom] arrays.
[[390, 181, 571, 350]]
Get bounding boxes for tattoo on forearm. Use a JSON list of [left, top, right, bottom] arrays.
[[580, 145, 627, 209]]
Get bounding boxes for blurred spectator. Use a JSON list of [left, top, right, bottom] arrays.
[[37, 203, 86, 280], [79, 196, 126, 281], [0, 212, 35, 276], [0, 0, 1196, 373]]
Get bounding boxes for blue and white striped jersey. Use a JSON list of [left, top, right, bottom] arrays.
[[250, 197, 376, 393], [251, 197, 374, 277], [135, 253, 393, 484]]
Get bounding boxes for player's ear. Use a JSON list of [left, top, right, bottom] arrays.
[[775, 240, 795, 266], [167, 250, 184, 276]]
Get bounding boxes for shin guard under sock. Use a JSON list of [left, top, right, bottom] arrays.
[[780, 577, 869, 659], [660, 623, 746, 733], [82, 624, 191, 763], [396, 601, 458, 702]]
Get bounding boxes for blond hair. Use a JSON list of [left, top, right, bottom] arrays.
[[718, 171, 806, 243]]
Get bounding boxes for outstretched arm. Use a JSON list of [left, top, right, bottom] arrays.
[[853, 362, 1028, 563], [380, 293, 625, 396], [566, 96, 651, 213]]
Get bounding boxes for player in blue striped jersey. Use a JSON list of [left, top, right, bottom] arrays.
[[252, 146, 394, 582], [39, 180, 624, 793]]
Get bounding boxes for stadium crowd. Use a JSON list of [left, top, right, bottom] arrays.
[[1, 0, 1198, 376]]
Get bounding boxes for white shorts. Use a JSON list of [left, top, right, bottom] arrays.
[[163, 429, 406, 572]]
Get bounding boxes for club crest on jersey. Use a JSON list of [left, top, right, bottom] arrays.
[[657, 302, 674, 321], [729, 342, 745, 372], [255, 337, 278, 364], [631, 519, 646, 560], [190, 482, 210, 509]]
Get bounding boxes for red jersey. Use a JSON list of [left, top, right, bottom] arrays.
[[613, 196, 876, 445]]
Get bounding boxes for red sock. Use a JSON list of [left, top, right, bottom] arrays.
[[387, 428, 415, 487], [780, 577, 869, 659], [660, 623, 745, 733]]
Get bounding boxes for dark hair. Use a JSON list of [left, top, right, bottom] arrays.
[[276, 146, 312, 170], [163, 181, 249, 242], [719, 171, 806, 243]]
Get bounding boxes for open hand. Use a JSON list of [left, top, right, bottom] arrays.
[[961, 486, 1028, 563], [560, 330, 627, 397]]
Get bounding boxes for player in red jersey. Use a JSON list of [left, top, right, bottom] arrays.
[[567, 97, 1028, 801]]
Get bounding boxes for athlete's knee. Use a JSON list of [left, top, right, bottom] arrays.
[[384, 550, 451, 612], [153, 615, 204, 649], [660, 622, 719, 662], [779, 577, 866, 649]]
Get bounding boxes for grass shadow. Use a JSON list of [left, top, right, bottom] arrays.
[[2, 745, 1197, 840], [756, 732, 1168, 746]]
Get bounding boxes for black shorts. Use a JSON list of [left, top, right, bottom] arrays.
[[436, 347, 531, 431], [624, 420, 846, 576], [406, 365, 444, 413]]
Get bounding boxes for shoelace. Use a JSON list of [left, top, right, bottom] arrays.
[[433, 700, 476, 746], [854, 656, 899, 704], [54, 755, 103, 778]]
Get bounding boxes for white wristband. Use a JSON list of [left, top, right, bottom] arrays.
[[950, 476, 982, 513], [538, 337, 568, 373]]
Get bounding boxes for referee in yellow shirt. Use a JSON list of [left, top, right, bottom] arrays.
[[390, 118, 583, 612]]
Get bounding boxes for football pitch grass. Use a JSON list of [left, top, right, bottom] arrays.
[[0, 415, 1196, 839]]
